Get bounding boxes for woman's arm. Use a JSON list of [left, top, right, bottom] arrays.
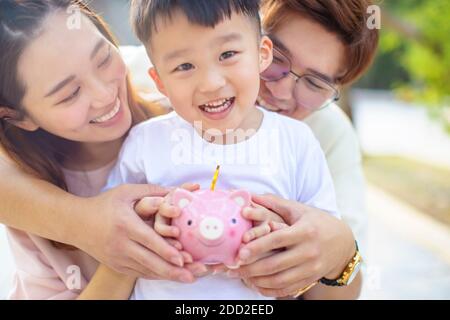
[[0, 155, 83, 243], [77, 264, 136, 300], [0, 153, 194, 282]]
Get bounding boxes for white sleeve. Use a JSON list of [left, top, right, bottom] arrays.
[[324, 128, 368, 255], [103, 129, 148, 191], [296, 143, 340, 219]]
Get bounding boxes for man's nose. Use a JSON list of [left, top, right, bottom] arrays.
[[263, 76, 295, 101]]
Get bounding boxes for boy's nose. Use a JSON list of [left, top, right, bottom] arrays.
[[197, 70, 226, 94]]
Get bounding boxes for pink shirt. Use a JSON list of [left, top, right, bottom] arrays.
[[7, 161, 116, 300]]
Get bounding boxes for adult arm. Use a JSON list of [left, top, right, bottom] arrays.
[[77, 264, 136, 300], [0, 151, 194, 282], [235, 195, 361, 300]]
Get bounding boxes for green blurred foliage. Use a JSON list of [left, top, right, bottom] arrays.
[[357, 0, 450, 132]]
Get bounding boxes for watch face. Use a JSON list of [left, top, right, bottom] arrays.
[[347, 262, 362, 285]]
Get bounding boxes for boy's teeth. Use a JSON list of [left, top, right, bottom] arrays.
[[91, 99, 121, 123], [205, 99, 227, 107], [202, 98, 233, 113]]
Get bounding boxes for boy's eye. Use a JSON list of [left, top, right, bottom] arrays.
[[98, 46, 112, 68], [174, 63, 194, 72], [58, 87, 81, 105], [220, 51, 237, 61]]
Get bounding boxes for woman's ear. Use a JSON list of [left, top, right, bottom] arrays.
[[259, 35, 273, 73], [0, 106, 39, 131], [148, 67, 167, 96]]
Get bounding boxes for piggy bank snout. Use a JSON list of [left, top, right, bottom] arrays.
[[199, 217, 224, 241]]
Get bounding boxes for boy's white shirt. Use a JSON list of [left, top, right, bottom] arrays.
[[104, 106, 340, 300]]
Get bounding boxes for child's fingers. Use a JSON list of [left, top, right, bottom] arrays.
[[242, 223, 271, 243], [180, 183, 200, 192], [154, 214, 180, 237], [165, 238, 183, 251], [207, 264, 228, 275], [134, 196, 164, 219], [180, 251, 193, 264], [269, 221, 289, 232], [159, 201, 181, 219], [242, 205, 284, 224], [185, 262, 209, 277]]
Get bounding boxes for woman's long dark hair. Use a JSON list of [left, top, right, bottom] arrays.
[[0, 0, 158, 190]]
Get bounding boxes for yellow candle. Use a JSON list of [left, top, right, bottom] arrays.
[[210, 165, 220, 191]]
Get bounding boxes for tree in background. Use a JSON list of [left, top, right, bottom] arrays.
[[359, 0, 450, 132]]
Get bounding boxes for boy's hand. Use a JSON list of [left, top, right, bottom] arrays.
[[241, 201, 286, 243], [210, 203, 289, 277], [137, 183, 210, 277]]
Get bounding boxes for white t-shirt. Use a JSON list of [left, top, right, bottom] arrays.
[[105, 107, 339, 300]]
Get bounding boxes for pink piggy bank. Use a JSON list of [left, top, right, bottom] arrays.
[[171, 188, 252, 267]]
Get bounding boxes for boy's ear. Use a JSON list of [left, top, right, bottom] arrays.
[[148, 67, 167, 96], [259, 35, 273, 73], [0, 106, 39, 131]]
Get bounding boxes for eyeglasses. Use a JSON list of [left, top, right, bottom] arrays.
[[260, 47, 340, 110]]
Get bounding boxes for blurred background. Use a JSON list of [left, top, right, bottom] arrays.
[[1, 0, 449, 299]]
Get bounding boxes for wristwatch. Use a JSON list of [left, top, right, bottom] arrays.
[[319, 241, 362, 286]]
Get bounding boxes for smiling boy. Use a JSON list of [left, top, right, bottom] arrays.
[[104, 0, 341, 299]]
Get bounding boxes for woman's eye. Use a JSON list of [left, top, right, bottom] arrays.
[[59, 87, 81, 105], [174, 63, 194, 72], [98, 47, 111, 68], [220, 51, 237, 61]]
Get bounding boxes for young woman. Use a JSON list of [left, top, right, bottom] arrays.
[[0, 0, 207, 299]]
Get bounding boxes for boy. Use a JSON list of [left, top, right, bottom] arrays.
[[105, 0, 339, 299]]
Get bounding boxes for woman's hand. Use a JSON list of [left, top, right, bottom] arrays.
[[79, 183, 199, 283], [231, 194, 357, 298]]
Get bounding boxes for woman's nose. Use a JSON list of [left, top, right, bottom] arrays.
[[263, 76, 294, 101], [89, 78, 116, 109]]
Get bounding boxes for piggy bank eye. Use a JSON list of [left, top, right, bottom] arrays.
[[187, 220, 193, 226], [231, 218, 237, 224]]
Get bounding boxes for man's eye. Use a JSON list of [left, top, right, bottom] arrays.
[[220, 51, 237, 61], [98, 46, 111, 68], [59, 87, 81, 105], [304, 77, 326, 91], [174, 63, 194, 72]]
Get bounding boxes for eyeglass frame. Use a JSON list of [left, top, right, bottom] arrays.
[[261, 45, 341, 110]]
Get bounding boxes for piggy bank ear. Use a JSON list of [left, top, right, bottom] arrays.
[[172, 189, 194, 209], [229, 190, 251, 208]]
